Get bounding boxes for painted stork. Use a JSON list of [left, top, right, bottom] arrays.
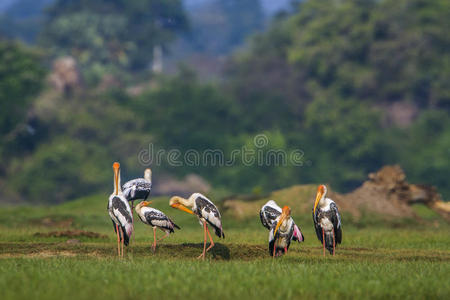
[[107, 162, 133, 258], [135, 200, 180, 252], [122, 168, 152, 208], [169, 193, 225, 259], [260, 200, 304, 243], [122, 168, 152, 242], [312, 185, 342, 256], [269, 206, 296, 257]]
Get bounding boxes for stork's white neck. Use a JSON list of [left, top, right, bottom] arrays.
[[144, 169, 152, 181], [114, 169, 122, 195], [135, 202, 144, 215]]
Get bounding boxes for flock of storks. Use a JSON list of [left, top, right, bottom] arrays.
[[107, 162, 342, 259]]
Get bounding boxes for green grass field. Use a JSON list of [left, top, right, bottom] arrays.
[[0, 195, 449, 299]]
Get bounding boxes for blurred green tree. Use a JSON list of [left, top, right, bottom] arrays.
[[40, 0, 188, 84], [0, 40, 45, 161]]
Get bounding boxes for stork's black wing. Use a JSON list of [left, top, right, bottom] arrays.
[[144, 210, 179, 232], [110, 196, 133, 246], [260, 206, 281, 230], [312, 208, 323, 244], [330, 202, 342, 244], [122, 178, 152, 201], [195, 195, 225, 238]]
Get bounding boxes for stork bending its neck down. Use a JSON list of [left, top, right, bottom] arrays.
[[270, 206, 295, 257], [170, 193, 224, 260]]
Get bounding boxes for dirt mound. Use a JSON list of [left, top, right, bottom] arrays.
[[224, 165, 449, 222], [37, 217, 74, 227], [34, 230, 107, 239], [338, 165, 449, 220]]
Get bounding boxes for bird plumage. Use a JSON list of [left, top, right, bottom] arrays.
[[169, 192, 224, 259], [136, 205, 180, 233], [122, 176, 152, 202], [108, 195, 133, 245], [260, 200, 304, 242], [108, 162, 133, 257], [268, 207, 295, 257], [312, 185, 342, 255], [193, 193, 225, 238]]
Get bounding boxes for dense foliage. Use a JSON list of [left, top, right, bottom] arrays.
[[0, 0, 448, 203], [40, 0, 188, 84], [0, 40, 45, 167]]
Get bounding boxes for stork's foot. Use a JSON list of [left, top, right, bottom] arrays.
[[197, 252, 205, 260], [206, 243, 215, 252]]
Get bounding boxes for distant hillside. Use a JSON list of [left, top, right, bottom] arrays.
[[224, 166, 450, 225]]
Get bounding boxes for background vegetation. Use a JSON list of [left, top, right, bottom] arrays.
[[0, 0, 448, 204]]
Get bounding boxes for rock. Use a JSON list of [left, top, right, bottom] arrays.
[[48, 56, 81, 95]]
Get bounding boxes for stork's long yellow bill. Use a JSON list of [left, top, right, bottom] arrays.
[[171, 203, 194, 215], [313, 188, 324, 215], [274, 207, 290, 236]]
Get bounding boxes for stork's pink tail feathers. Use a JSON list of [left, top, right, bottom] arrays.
[[293, 224, 304, 242]]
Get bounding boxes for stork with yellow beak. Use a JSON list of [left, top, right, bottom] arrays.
[[169, 193, 225, 259], [107, 162, 133, 258], [135, 200, 180, 252], [312, 185, 342, 256], [270, 206, 296, 257]]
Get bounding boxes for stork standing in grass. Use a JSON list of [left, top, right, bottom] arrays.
[[135, 200, 180, 252], [312, 185, 342, 256], [122, 168, 152, 241], [269, 205, 296, 257], [108, 162, 133, 258], [260, 200, 304, 244], [122, 168, 152, 209], [169, 193, 224, 259]]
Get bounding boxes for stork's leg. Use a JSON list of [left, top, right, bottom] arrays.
[[116, 224, 120, 257], [332, 228, 335, 256], [157, 231, 169, 243], [118, 226, 124, 258], [197, 221, 207, 260], [152, 227, 157, 252], [272, 241, 276, 258], [131, 200, 135, 243], [205, 225, 215, 252], [322, 228, 325, 257]]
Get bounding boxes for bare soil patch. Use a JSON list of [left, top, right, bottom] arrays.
[[34, 230, 107, 239]]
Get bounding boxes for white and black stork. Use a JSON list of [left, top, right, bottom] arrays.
[[107, 162, 133, 258], [312, 185, 342, 256], [122, 168, 152, 241], [260, 200, 304, 243], [169, 193, 225, 259], [122, 168, 152, 209], [135, 200, 180, 252], [268, 205, 297, 257]]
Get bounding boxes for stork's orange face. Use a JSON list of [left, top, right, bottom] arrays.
[[113, 162, 120, 195], [313, 185, 326, 215], [169, 197, 194, 215], [274, 206, 291, 236], [141, 201, 152, 206]]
